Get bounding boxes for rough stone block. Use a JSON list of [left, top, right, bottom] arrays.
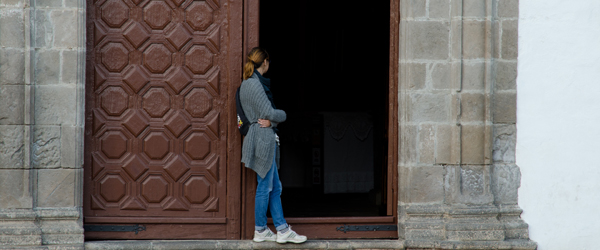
[[463, 0, 487, 17], [0, 85, 24, 125], [409, 93, 450, 122], [0, 9, 25, 47], [33, 10, 52, 48], [498, 0, 519, 18], [0, 49, 25, 84], [0, 169, 32, 209], [429, 0, 450, 19], [418, 124, 435, 164], [37, 169, 76, 207], [0, 0, 25, 6], [462, 62, 485, 91], [462, 21, 486, 59], [405, 63, 426, 90], [0, 125, 25, 169], [451, 20, 462, 59], [491, 164, 520, 205], [461, 124, 486, 164], [407, 21, 449, 60], [460, 93, 485, 122], [401, 0, 426, 19], [34, 85, 77, 125], [64, 0, 78, 7], [35, 50, 60, 85], [32, 126, 61, 169], [400, 125, 418, 164], [51, 10, 78, 48], [61, 125, 81, 168], [408, 166, 444, 203], [33, 0, 62, 8], [492, 91, 516, 123], [501, 20, 518, 59], [432, 62, 459, 90], [445, 165, 494, 204], [492, 124, 516, 163], [495, 61, 517, 90], [435, 124, 460, 164], [61, 50, 78, 85]]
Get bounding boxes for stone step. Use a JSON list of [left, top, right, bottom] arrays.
[[84, 240, 403, 250]]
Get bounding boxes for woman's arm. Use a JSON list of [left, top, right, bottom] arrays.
[[246, 80, 286, 123]]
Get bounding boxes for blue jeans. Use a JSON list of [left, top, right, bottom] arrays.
[[255, 148, 288, 232]]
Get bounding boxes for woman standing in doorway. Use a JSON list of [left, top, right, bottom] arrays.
[[239, 47, 307, 244]]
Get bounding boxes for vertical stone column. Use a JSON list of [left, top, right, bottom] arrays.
[[0, 0, 85, 248], [398, 0, 535, 249]]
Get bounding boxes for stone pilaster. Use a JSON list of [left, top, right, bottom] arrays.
[[398, 0, 535, 249]]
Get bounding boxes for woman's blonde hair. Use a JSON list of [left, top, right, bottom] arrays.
[[243, 47, 269, 80]]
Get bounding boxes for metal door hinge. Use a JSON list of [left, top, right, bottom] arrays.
[[84, 224, 146, 235], [336, 224, 397, 233]]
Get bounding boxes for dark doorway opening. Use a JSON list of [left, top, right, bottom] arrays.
[[259, 1, 390, 217]]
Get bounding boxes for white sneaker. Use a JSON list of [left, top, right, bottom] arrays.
[[253, 228, 277, 242], [276, 226, 307, 244]]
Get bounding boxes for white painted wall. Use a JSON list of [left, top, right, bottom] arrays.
[[517, 1, 600, 249]]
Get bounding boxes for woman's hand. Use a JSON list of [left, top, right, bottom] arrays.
[[257, 119, 271, 128]]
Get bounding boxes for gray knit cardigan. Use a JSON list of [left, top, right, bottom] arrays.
[[240, 74, 287, 178]]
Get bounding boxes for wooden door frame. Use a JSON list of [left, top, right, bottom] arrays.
[[240, 0, 399, 239]]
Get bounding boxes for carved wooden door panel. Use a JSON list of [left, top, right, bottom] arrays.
[[84, 0, 243, 239]]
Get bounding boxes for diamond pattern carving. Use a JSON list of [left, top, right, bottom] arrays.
[[185, 45, 213, 74], [184, 88, 212, 118], [100, 130, 129, 159], [184, 132, 211, 160], [123, 66, 150, 93], [101, 0, 129, 28], [99, 174, 127, 202], [143, 131, 171, 160], [143, 44, 172, 74], [141, 175, 169, 203], [183, 175, 210, 204], [123, 156, 148, 180], [143, 1, 172, 30], [164, 156, 190, 181], [94, 66, 108, 90], [170, 0, 185, 7], [165, 112, 191, 137], [124, 22, 150, 49], [166, 67, 191, 94], [123, 111, 149, 137], [101, 42, 129, 73], [142, 87, 170, 118], [166, 24, 192, 50], [100, 86, 129, 116], [185, 1, 213, 31]]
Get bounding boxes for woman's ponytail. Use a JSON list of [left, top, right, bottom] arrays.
[[243, 47, 269, 80]]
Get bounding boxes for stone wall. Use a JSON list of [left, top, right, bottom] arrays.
[[0, 0, 84, 248], [397, 0, 535, 249]]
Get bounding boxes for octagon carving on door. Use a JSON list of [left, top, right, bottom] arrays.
[[84, 0, 242, 239]]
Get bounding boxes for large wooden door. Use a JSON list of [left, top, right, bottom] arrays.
[[84, 0, 243, 239]]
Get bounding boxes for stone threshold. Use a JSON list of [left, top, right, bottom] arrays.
[[84, 240, 403, 250]]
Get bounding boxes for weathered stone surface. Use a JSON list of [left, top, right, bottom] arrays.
[[64, 0, 78, 8], [501, 20, 518, 59], [0, 49, 25, 84], [400, 125, 418, 164], [498, 0, 519, 18], [460, 93, 485, 122], [405, 63, 426, 90], [462, 21, 486, 59], [407, 21, 449, 60], [409, 93, 450, 122], [462, 62, 485, 91], [407, 166, 445, 203], [37, 169, 75, 207], [445, 165, 494, 205], [429, 0, 450, 19], [492, 124, 516, 163], [418, 124, 435, 164], [34, 10, 53, 48], [492, 91, 516, 123], [401, 0, 426, 19], [0, 9, 25, 47], [34, 85, 77, 125], [461, 124, 487, 164], [432, 62, 459, 90], [435, 124, 460, 164], [33, 0, 62, 8], [495, 61, 517, 90], [0, 125, 25, 169], [0, 85, 24, 125], [463, 0, 487, 17], [0, 0, 25, 6], [60, 125, 81, 168], [32, 126, 61, 169], [61, 50, 78, 85], [0, 170, 32, 209], [35, 50, 60, 85], [51, 10, 77, 48], [491, 164, 520, 205]]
